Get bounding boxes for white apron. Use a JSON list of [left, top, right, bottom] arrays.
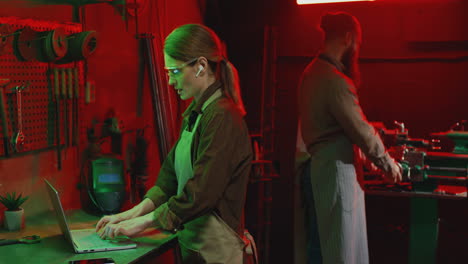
[[309, 136, 369, 264], [174, 90, 245, 264]]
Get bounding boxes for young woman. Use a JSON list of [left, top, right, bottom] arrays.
[[96, 24, 253, 263]]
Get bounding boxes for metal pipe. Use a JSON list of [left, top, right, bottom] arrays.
[[427, 175, 467, 182], [427, 166, 468, 173], [141, 34, 170, 161], [146, 35, 170, 157]]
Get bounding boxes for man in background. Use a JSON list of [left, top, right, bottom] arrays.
[[297, 12, 402, 264]]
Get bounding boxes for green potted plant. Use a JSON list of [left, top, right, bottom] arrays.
[[0, 192, 29, 231]]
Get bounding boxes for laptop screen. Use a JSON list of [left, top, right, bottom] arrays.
[[44, 179, 75, 245]]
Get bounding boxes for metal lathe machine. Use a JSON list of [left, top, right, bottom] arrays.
[[363, 120, 467, 264]]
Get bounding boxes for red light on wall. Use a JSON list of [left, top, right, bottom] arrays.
[[297, 0, 375, 4]]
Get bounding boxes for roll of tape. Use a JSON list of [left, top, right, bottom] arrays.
[[35, 30, 51, 62], [13, 27, 38, 62], [50, 27, 68, 59], [56, 31, 98, 64], [36, 28, 68, 63]]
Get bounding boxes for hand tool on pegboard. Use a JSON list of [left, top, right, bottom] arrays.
[[85, 81, 90, 104], [67, 68, 73, 147], [85, 80, 95, 104], [10, 82, 30, 153], [61, 68, 69, 148], [12, 27, 38, 62], [0, 79, 11, 157], [0, 24, 13, 56], [72, 67, 80, 146], [53, 68, 62, 170]]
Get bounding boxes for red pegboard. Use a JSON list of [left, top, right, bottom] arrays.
[[0, 16, 85, 158]]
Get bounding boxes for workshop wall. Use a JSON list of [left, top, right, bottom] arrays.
[[0, 0, 203, 225]]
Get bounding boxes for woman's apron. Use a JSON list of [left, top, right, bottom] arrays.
[[309, 136, 369, 264], [174, 90, 245, 264]]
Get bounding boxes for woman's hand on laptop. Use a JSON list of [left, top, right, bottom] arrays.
[[95, 198, 156, 234], [98, 213, 155, 239], [95, 208, 138, 233], [96, 214, 123, 233]]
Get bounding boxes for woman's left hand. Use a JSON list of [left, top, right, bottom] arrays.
[[99, 213, 155, 239]]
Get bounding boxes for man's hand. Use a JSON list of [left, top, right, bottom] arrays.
[[383, 160, 403, 184], [98, 213, 155, 239]]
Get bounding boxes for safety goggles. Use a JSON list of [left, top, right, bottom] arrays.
[[164, 57, 199, 77]]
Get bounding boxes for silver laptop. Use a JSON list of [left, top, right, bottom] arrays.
[[44, 179, 137, 253]]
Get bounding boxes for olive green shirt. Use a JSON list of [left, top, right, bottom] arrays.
[[298, 57, 393, 172], [145, 81, 253, 234]]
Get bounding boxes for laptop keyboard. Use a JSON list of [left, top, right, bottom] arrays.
[[72, 229, 118, 249]]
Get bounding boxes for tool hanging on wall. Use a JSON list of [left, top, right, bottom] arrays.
[[53, 68, 62, 170], [12, 27, 38, 62], [73, 67, 79, 146], [0, 79, 10, 157], [0, 24, 13, 56], [61, 68, 69, 147], [10, 82, 30, 153], [67, 68, 73, 147], [85, 80, 95, 104], [56, 31, 98, 64], [36, 27, 68, 62]]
